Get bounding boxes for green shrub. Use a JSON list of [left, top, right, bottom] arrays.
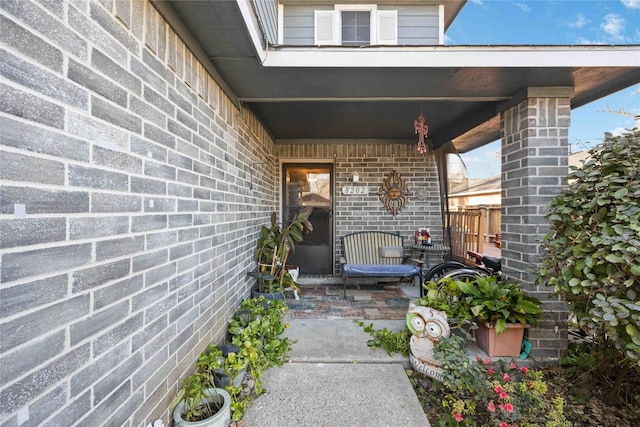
[[538, 129, 640, 365]]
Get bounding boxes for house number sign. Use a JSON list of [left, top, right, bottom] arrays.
[[342, 186, 368, 195]]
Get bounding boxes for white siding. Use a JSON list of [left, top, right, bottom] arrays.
[[389, 5, 440, 45], [252, 0, 279, 44], [284, 6, 328, 45]]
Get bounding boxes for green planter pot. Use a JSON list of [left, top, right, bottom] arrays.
[[173, 388, 231, 427]]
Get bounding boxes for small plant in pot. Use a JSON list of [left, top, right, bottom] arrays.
[[455, 276, 543, 334], [248, 209, 311, 298], [456, 276, 543, 357], [417, 276, 542, 357], [171, 362, 231, 427]]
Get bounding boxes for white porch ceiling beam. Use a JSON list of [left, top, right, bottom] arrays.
[[238, 96, 511, 102], [262, 46, 640, 68]]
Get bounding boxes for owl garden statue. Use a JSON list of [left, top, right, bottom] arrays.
[[406, 301, 450, 382]]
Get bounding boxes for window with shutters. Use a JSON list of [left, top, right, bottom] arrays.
[[313, 5, 397, 46]]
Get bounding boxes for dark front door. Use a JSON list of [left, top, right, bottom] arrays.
[[282, 163, 333, 275]]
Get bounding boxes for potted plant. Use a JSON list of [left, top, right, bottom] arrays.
[[416, 279, 475, 330], [455, 276, 543, 357], [189, 343, 247, 391], [225, 296, 292, 421], [416, 276, 542, 357], [248, 209, 311, 298], [171, 295, 293, 425], [171, 361, 231, 427]]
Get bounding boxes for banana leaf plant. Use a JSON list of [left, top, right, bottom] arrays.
[[248, 208, 312, 293]]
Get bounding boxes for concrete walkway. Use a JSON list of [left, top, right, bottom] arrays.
[[241, 318, 431, 426]]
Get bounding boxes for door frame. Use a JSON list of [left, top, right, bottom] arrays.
[[279, 158, 335, 275]]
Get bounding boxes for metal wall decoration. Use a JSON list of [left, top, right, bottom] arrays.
[[378, 170, 410, 217], [414, 112, 429, 154]]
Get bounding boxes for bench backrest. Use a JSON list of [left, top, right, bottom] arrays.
[[342, 231, 405, 265]]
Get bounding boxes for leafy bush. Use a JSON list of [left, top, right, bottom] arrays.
[[172, 297, 292, 423], [538, 129, 640, 366], [226, 297, 292, 420]]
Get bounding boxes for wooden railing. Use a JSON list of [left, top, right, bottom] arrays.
[[447, 205, 500, 263]]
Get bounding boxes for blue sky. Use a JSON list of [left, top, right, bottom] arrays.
[[445, 0, 640, 179]]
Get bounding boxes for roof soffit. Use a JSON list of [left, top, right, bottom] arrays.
[[163, 1, 640, 152]]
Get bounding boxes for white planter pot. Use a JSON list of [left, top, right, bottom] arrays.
[[173, 388, 231, 427], [286, 265, 299, 282]]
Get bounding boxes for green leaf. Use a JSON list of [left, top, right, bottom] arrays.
[[613, 188, 629, 199], [495, 319, 507, 335], [605, 253, 623, 263]]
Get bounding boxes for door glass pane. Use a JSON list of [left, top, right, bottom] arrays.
[[283, 164, 332, 275]]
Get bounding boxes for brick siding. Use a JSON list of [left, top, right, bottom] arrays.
[[0, 1, 474, 425], [276, 144, 442, 272], [501, 96, 571, 360], [0, 1, 276, 425]]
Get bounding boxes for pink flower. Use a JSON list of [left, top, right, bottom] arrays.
[[454, 413, 463, 422], [494, 385, 503, 393], [504, 403, 514, 413], [499, 423, 508, 427], [509, 362, 516, 369], [487, 401, 496, 412], [503, 373, 510, 382], [484, 357, 491, 365], [499, 391, 508, 399], [520, 366, 529, 374], [488, 367, 495, 374]]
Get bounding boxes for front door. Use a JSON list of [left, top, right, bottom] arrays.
[[282, 163, 333, 275]]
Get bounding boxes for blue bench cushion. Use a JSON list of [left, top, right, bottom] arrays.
[[343, 263, 420, 278]]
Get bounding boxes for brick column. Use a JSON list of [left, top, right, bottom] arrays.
[[500, 87, 573, 360]]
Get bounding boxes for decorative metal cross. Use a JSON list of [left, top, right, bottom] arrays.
[[414, 113, 429, 155]]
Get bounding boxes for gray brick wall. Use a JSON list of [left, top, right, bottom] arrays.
[[1, 1, 447, 425], [501, 96, 571, 360], [0, 1, 276, 426], [276, 143, 442, 272]]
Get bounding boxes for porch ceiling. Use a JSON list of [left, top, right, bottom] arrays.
[[161, 0, 640, 153]]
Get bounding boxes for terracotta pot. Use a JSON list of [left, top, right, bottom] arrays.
[[474, 321, 528, 357]]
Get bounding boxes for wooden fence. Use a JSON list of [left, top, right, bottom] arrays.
[[447, 205, 501, 263]]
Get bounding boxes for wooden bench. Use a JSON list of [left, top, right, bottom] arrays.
[[340, 231, 422, 298]]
